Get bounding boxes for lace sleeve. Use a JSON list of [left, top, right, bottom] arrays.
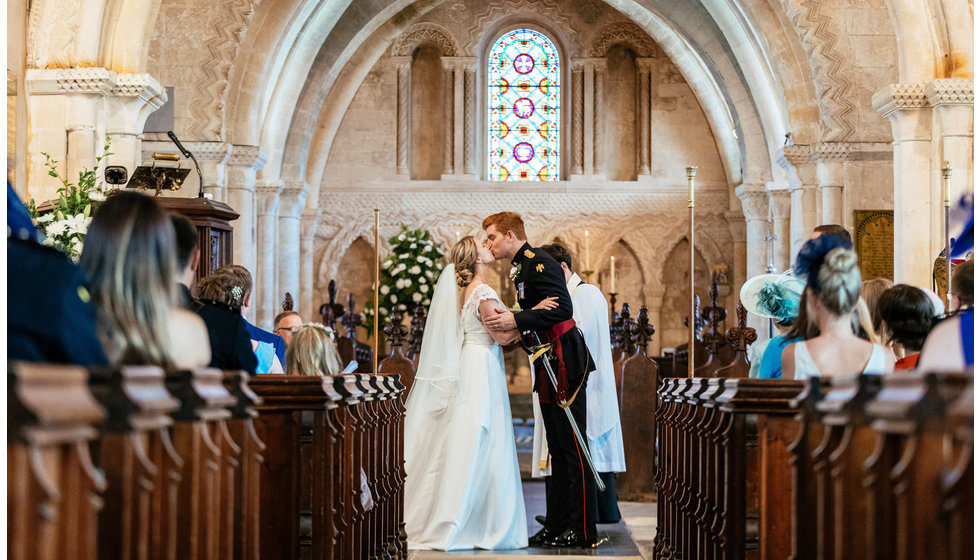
[[466, 283, 503, 314]]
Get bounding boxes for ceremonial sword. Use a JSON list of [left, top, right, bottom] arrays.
[[527, 334, 606, 491]]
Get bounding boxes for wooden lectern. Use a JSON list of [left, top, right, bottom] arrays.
[[155, 197, 239, 284]]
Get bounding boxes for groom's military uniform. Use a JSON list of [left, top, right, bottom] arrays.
[[511, 242, 598, 546]]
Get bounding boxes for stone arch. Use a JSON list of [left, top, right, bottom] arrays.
[[392, 22, 459, 57], [588, 21, 657, 58]]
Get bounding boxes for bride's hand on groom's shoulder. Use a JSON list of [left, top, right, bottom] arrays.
[[532, 296, 559, 311]]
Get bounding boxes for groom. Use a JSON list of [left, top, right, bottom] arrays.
[[482, 212, 598, 548]]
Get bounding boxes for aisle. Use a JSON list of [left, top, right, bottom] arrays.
[[408, 481, 656, 559]]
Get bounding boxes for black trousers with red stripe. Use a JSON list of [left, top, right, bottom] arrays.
[[539, 386, 597, 540]]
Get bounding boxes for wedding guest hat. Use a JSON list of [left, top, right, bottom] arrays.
[[740, 271, 806, 322]]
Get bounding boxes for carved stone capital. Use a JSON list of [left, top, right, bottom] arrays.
[[227, 145, 268, 170], [279, 183, 308, 218], [393, 22, 459, 57], [255, 181, 284, 216], [635, 57, 655, 74], [925, 78, 974, 107], [26, 67, 115, 95], [182, 142, 231, 163], [766, 185, 792, 219], [734, 184, 769, 222], [778, 144, 813, 167], [873, 83, 929, 118], [812, 142, 851, 163]]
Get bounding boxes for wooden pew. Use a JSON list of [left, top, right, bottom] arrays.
[[617, 306, 658, 501], [654, 377, 804, 559], [8, 362, 107, 560], [222, 371, 266, 560], [713, 302, 757, 378], [165, 369, 238, 560], [88, 365, 182, 560]]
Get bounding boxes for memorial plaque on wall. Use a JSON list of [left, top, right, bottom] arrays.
[[854, 210, 894, 281]]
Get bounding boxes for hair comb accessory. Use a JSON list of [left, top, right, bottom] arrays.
[[304, 322, 336, 340], [793, 234, 852, 290], [231, 285, 244, 305]]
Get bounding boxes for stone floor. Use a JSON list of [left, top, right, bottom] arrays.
[[408, 480, 657, 560]]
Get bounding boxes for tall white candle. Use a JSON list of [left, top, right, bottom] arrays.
[[455, 230, 461, 241], [610, 256, 616, 293], [584, 230, 591, 270]]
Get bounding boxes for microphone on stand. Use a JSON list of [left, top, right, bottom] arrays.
[[167, 131, 205, 198]]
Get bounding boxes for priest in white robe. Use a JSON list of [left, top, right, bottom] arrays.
[[531, 243, 626, 524]]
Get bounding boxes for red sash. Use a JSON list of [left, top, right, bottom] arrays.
[[534, 318, 576, 404]]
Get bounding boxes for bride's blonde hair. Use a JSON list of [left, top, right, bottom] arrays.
[[450, 236, 478, 287]]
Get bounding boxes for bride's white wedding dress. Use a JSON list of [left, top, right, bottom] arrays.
[[404, 279, 528, 551]]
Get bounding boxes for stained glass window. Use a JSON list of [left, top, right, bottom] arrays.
[[487, 29, 560, 182]]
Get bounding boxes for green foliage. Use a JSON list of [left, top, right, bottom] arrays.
[[27, 137, 114, 261], [362, 225, 446, 337]]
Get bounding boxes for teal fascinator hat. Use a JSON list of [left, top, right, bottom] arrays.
[[740, 271, 806, 323]]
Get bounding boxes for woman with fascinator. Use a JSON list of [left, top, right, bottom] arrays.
[[781, 235, 895, 379], [403, 236, 529, 551], [740, 271, 806, 378]]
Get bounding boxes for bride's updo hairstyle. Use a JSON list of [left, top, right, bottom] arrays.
[[450, 236, 478, 287]]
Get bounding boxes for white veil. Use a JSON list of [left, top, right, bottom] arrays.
[[404, 264, 464, 455]]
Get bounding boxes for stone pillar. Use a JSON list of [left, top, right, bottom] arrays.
[[813, 142, 849, 227], [636, 58, 653, 176], [278, 182, 307, 322], [874, 84, 933, 287], [593, 60, 606, 178], [926, 78, 974, 207], [463, 66, 476, 176], [394, 57, 411, 178], [571, 62, 585, 176], [25, 68, 107, 202], [781, 145, 818, 257], [441, 59, 454, 177], [767, 186, 792, 272], [735, 184, 771, 340], [583, 60, 596, 176], [300, 208, 322, 322], [647, 287, 665, 356], [726, 209, 748, 298], [254, 181, 284, 329], [183, 142, 231, 199], [225, 145, 267, 278], [104, 74, 168, 176]]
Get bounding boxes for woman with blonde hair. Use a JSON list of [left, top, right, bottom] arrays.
[[782, 236, 894, 379], [286, 324, 343, 376], [79, 191, 210, 369], [404, 235, 527, 551]]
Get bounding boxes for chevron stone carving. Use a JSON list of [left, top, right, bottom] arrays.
[[872, 83, 929, 117], [925, 78, 974, 106], [392, 22, 460, 57], [588, 22, 657, 58]]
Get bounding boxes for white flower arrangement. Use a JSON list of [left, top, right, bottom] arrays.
[[27, 137, 115, 262], [362, 225, 446, 337]]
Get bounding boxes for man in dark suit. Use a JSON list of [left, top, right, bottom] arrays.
[[482, 212, 598, 548], [8, 183, 108, 367], [171, 214, 256, 373]]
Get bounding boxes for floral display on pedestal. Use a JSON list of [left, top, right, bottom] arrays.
[[363, 225, 445, 336], [27, 138, 115, 262]]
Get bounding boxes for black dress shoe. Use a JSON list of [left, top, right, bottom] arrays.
[[534, 514, 547, 526], [528, 526, 555, 546], [542, 529, 600, 548]]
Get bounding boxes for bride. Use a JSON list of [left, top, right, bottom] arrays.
[[404, 236, 528, 551]]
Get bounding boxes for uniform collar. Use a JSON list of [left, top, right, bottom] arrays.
[[511, 242, 533, 267], [566, 272, 583, 291]]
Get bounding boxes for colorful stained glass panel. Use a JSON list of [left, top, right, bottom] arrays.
[[488, 29, 560, 182]]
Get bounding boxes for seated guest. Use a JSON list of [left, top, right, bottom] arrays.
[[79, 191, 210, 369], [274, 311, 304, 347], [8, 184, 108, 367], [212, 264, 286, 374], [878, 285, 940, 370], [170, 213, 202, 310], [811, 223, 852, 245], [175, 217, 257, 373], [861, 278, 893, 343], [740, 271, 805, 379], [782, 236, 894, 379], [918, 259, 974, 371], [285, 324, 343, 376]]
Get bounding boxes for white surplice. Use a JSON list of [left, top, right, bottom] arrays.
[[404, 278, 527, 551], [530, 273, 626, 476]]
